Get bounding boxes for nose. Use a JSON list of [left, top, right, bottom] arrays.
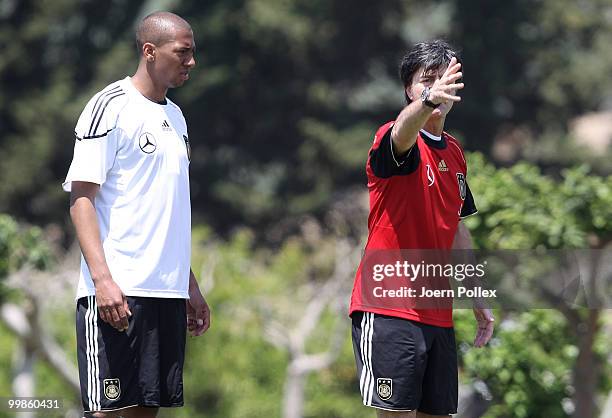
[[185, 54, 196, 68]]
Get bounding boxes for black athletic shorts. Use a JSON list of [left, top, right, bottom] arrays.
[[76, 296, 186, 413], [351, 311, 458, 414]]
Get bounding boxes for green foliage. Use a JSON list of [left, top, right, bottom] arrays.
[[456, 310, 576, 418], [0, 156, 610, 417], [465, 153, 612, 250], [0, 214, 54, 301], [449, 0, 612, 155], [0, 0, 146, 224], [2, 0, 612, 231], [304, 337, 371, 418], [0, 323, 16, 398], [36, 306, 80, 412], [460, 155, 612, 417], [455, 308, 611, 418], [158, 227, 364, 418]]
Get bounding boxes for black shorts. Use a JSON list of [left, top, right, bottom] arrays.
[[351, 311, 458, 415], [76, 296, 186, 413]]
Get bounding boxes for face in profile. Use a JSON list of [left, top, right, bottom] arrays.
[[152, 27, 197, 89]]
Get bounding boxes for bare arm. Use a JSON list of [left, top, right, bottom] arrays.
[[452, 221, 473, 250], [70, 181, 130, 331], [452, 222, 495, 347], [391, 57, 464, 155], [70, 182, 110, 282], [390, 98, 437, 155]]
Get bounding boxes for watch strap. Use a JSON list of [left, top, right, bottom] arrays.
[[421, 87, 440, 109]]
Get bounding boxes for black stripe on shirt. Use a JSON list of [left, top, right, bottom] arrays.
[[89, 86, 121, 118], [87, 86, 122, 136], [75, 129, 114, 141], [88, 91, 125, 137]]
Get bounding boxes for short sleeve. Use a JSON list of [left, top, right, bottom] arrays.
[[460, 182, 478, 218], [368, 124, 420, 178], [62, 86, 125, 192]]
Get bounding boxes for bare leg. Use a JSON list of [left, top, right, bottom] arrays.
[[377, 410, 417, 418], [416, 412, 451, 418], [85, 412, 120, 418], [119, 407, 159, 418]]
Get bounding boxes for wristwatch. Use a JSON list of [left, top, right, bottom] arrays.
[[420, 87, 440, 109]]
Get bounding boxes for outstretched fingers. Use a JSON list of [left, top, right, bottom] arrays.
[[438, 91, 462, 102], [443, 57, 461, 77]]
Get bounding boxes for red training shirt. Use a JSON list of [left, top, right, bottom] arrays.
[[349, 121, 477, 327]]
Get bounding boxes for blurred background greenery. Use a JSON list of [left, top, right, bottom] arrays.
[[0, 0, 611, 417]]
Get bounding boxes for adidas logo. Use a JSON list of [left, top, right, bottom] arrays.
[[161, 120, 172, 131], [438, 159, 448, 172]]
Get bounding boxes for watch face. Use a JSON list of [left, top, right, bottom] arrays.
[[421, 87, 429, 102]]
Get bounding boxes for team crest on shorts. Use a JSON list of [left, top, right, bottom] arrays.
[[103, 378, 121, 400], [377, 378, 393, 401]]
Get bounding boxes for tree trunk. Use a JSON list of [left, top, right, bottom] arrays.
[[572, 309, 600, 418], [456, 382, 491, 418], [13, 341, 35, 418], [601, 390, 612, 418], [282, 362, 305, 418]]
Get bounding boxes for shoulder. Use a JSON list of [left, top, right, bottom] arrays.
[[165, 97, 187, 129], [83, 80, 130, 118], [371, 121, 395, 149], [76, 80, 130, 139], [165, 97, 181, 111], [87, 80, 128, 105], [166, 97, 186, 118], [443, 132, 467, 166], [375, 121, 395, 139], [444, 131, 461, 147]]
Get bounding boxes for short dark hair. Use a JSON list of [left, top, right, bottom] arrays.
[[135, 11, 191, 55], [399, 40, 462, 101]]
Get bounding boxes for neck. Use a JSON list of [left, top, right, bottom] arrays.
[[423, 116, 445, 136], [131, 62, 167, 103]]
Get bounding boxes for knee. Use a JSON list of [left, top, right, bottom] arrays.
[[377, 410, 417, 418], [84, 413, 114, 418], [119, 406, 159, 418]]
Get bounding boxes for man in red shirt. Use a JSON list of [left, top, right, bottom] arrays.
[[350, 40, 494, 417]]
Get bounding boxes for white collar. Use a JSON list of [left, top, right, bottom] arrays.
[[420, 129, 442, 141]]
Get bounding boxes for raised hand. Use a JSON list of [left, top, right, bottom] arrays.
[[427, 57, 464, 106]]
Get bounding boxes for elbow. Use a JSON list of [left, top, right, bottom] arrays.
[[69, 198, 80, 223], [69, 194, 94, 221]]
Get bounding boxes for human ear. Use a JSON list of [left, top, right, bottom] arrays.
[[143, 42, 156, 62], [405, 87, 413, 102]]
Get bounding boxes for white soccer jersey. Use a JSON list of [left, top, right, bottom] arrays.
[[64, 77, 192, 299]]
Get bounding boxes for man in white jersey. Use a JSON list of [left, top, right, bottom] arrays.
[[63, 11, 210, 418]]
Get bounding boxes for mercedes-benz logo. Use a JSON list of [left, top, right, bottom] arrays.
[[139, 132, 157, 154]]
